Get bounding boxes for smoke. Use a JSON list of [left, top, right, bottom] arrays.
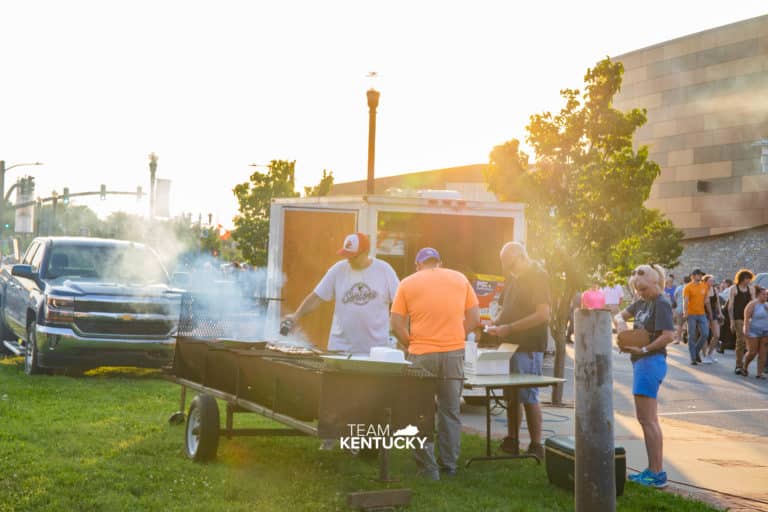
[[175, 259, 271, 340], [93, 216, 279, 342], [44, 211, 306, 344]]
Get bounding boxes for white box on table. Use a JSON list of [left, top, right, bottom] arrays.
[[465, 343, 518, 375]]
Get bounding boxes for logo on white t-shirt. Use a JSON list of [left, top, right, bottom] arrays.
[[342, 282, 378, 305]]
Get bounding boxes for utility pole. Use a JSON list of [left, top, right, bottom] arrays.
[[366, 88, 380, 195], [574, 308, 616, 512], [0, 161, 5, 234], [34, 199, 42, 236], [50, 191, 58, 236], [149, 153, 158, 219]]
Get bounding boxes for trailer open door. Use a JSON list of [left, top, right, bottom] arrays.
[[280, 209, 357, 349]]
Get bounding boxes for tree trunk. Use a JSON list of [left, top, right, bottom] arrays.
[[551, 286, 574, 405]]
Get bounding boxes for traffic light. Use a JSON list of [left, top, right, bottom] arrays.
[[100, 184, 106, 200], [19, 176, 35, 195], [62, 187, 70, 205], [136, 186, 143, 201]]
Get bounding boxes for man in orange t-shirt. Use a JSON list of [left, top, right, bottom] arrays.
[[391, 247, 480, 479], [682, 268, 712, 365]]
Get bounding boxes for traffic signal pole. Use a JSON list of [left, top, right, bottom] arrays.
[[13, 189, 144, 210]]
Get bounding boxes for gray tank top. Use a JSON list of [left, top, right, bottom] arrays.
[[750, 302, 768, 333]]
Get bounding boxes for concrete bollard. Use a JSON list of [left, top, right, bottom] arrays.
[[574, 308, 616, 512]]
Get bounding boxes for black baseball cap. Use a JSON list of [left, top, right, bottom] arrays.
[[691, 269, 705, 275]]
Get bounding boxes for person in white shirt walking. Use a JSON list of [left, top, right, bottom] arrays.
[[602, 277, 625, 329]]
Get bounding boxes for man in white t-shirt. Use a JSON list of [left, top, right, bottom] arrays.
[[283, 232, 399, 355], [602, 281, 625, 328]]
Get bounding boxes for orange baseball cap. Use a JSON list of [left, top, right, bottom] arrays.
[[337, 232, 370, 258]]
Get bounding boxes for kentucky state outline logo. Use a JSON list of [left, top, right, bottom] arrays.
[[342, 282, 378, 305]]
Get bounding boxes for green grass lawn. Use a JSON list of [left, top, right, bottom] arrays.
[[0, 357, 718, 512]]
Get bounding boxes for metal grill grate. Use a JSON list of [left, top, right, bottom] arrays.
[[177, 292, 266, 339]]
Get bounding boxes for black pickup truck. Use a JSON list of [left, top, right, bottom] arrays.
[[0, 237, 182, 374]]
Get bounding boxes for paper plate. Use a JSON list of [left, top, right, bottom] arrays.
[[321, 355, 412, 375]]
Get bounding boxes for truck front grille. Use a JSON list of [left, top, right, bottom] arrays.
[[74, 318, 173, 336], [73, 296, 180, 337], [74, 300, 171, 315]]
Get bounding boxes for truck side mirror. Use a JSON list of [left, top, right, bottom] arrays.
[[11, 264, 38, 280]]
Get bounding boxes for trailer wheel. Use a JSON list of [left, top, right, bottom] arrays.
[[185, 394, 219, 462]]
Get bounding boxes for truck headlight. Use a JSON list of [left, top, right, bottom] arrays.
[[45, 296, 75, 325]]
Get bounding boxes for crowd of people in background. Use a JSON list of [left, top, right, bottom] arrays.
[[570, 267, 768, 379]]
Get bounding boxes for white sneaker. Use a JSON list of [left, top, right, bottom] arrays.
[[702, 356, 713, 364], [710, 355, 718, 363]]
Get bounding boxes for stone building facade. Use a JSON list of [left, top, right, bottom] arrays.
[[612, 14, 768, 279], [669, 225, 768, 281], [613, 14, 768, 239]]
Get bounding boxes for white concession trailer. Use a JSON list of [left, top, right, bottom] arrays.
[[264, 194, 526, 348]]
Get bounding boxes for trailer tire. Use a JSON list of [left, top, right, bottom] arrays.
[[185, 394, 219, 462]]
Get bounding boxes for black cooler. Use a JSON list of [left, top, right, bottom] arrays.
[[544, 436, 626, 496]]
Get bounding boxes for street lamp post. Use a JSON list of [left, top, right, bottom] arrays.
[[148, 153, 158, 219], [366, 88, 380, 195], [0, 160, 43, 235]]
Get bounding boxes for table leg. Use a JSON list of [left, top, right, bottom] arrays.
[[465, 385, 540, 467], [485, 387, 492, 456], [506, 385, 520, 456]]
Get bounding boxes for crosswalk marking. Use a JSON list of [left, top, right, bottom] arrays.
[[659, 408, 768, 416]]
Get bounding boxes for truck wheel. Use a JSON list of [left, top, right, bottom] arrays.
[[24, 326, 46, 376], [185, 394, 219, 462], [0, 333, 12, 355]]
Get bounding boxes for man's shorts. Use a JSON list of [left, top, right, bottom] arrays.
[[632, 354, 667, 399], [510, 352, 543, 404]]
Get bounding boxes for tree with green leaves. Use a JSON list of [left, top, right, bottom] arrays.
[[232, 160, 300, 266], [485, 57, 683, 402], [304, 169, 334, 197]]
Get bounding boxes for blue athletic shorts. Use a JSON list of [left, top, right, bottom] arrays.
[[510, 352, 544, 404], [632, 354, 667, 399]]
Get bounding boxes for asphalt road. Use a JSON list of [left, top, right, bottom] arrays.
[[541, 342, 768, 437]]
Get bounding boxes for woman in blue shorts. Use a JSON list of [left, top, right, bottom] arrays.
[[615, 264, 675, 488], [742, 286, 768, 379]]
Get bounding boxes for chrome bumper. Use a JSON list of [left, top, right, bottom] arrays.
[[36, 325, 175, 369]]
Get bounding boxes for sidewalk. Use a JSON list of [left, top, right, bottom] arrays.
[[460, 389, 768, 511], [462, 406, 768, 510]]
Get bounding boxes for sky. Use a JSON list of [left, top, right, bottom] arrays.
[[1, 1, 766, 228]]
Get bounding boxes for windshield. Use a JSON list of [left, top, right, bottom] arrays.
[[45, 243, 169, 284]]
